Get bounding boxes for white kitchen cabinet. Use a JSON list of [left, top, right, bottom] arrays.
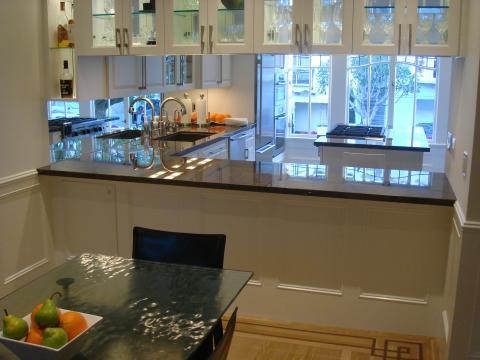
[[75, 0, 165, 56], [229, 128, 256, 161], [107, 56, 163, 98], [353, 0, 461, 55], [183, 139, 229, 159], [164, 0, 254, 54], [164, 55, 194, 92], [254, 0, 354, 54], [195, 55, 232, 89]]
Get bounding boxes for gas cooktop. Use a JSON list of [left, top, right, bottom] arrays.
[[49, 117, 120, 138], [326, 125, 386, 140]]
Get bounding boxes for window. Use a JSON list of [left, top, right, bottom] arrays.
[[47, 101, 80, 119], [347, 55, 439, 143], [287, 55, 331, 136], [128, 93, 161, 127]]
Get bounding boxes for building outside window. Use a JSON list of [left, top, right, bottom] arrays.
[[48, 101, 80, 119], [287, 55, 331, 136], [347, 55, 439, 143]]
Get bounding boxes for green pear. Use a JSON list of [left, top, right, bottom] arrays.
[[2, 309, 28, 340], [42, 328, 68, 349], [34, 298, 59, 329]]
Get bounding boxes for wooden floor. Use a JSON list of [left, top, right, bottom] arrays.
[[225, 316, 442, 360]]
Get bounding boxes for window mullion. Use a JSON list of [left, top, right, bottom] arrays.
[[387, 57, 396, 129]]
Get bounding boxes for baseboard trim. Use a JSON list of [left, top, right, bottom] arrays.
[[442, 310, 449, 343], [454, 202, 480, 230], [247, 280, 262, 287], [4, 258, 49, 285], [359, 292, 428, 305], [0, 170, 38, 186], [277, 283, 343, 296]]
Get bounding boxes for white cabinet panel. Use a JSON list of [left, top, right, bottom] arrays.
[[145, 56, 164, 91], [108, 56, 143, 98], [195, 55, 232, 89]]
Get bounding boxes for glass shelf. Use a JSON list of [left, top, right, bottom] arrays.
[[218, 8, 244, 12], [132, 10, 156, 15], [92, 13, 116, 17], [364, 6, 395, 8], [417, 5, 449, 8], [174, 9, 199, 14]]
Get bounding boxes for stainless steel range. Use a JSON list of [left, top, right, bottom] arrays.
[[326, 125, 386, 140], [48, 117, 117, 139]]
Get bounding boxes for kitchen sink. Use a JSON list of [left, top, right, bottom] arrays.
[[158, 132, 215, 142], [97, 129, 142, 140]]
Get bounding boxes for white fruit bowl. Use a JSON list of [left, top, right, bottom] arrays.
[[0, 309, 102, 360]]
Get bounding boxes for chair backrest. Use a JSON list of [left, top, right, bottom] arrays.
[[132, 227, 226, 269], [209, 307, 238, 360]]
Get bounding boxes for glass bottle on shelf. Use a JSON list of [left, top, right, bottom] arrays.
[[217, 0, 245, 44], [362, 0, 395, 45], [416, 0, 449, 45], [130, 0, 157, 47], [60, 60, 74, 99], [92, 0, 117, 48], [313, 0, 343, 45], [173, 0, 200, 45], [263, 0, 293, 45]]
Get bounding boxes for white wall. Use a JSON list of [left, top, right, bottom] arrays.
[[167, 55, 256, 122], [0, 1, 57, 298]]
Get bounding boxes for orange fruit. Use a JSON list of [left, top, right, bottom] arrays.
[[191, 111, 198, 123], [225, 113, 232, 118], [26, 325, 43, 345], [59, 311, 87, 340], [210, 113, 218, 122], [31, 304, 42, 325]]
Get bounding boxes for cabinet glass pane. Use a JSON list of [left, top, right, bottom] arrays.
[[263, 0, 294, 44], [180, 56, 193, 84], [313, 0, 343, 45], [362, 0, 395, 45], [92, 0, 117, 48], [165, 56, 177, 85], [416, 0, 449, 45], [130, 0, 157, 47], [173, 0, 200, 45], [216, 1, 245, 44]]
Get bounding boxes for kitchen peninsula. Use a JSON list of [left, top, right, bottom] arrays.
[[37, 125, 455, 339]]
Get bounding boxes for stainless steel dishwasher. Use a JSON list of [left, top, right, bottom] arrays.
[[229, 129, 256, 161]]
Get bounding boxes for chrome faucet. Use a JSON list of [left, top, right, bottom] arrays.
[[129, 96, 156, 137], [160, 97, 187, 132]]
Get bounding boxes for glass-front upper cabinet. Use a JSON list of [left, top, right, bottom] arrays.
[[75, 0, 164, 56], [353, 0, 460, 55], [76, 0, 124, 55], [164, 0, 253, 54], [206, 0, 254, 53], [164, 0, 208, 54], [254, 0, 303, 53], [353, 0, 404, 54], [407, 0, 460, 56], [302, 0, 354, 53], [123, 0, 165, 55], [164, 55, 194, 92]]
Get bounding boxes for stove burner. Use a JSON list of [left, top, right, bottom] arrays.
[[326, 125, 385, 140], [49, 117, 108, 138]]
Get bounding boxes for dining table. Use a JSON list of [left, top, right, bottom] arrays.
[[0, 254, 252, 359]]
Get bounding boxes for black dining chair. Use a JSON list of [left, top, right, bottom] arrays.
[[208, 307, 238, 360], [132, 226, 227, 358], [132, 227, 226, 269]]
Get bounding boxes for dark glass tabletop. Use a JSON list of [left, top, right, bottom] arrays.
[[0, 254, 252, 359]]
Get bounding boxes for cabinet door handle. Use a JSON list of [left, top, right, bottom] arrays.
[[138, 57, 147, 90], [398, 24, 402, 54], [304, 24, 309, 51], [408, 24, 412, 54], [123, 28, 129, 50], [209, 25, 214, 53], [115, 28, 122, 54], [201, 26, 205, 53], [244, 149, 249, 160], [217, 56, 223, 84], [295, 24, 302, 53]]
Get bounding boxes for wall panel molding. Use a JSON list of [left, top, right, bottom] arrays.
[[359, 293, 428, 305], [455, 201, 480, 229], [0, 169, 38, 186], [277, 284, 343, 296], [3, 258, 49, 285]]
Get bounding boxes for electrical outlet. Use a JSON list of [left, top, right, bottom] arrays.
[[447, 132, 455, 150]]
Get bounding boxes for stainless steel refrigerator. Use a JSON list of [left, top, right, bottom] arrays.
[[255, 55, 286, 161]]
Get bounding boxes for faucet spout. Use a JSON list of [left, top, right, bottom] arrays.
[[129, 96, 156, 136], [160, 97, 187, 119]]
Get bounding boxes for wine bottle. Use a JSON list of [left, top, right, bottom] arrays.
[[60, 60, 74, 98]]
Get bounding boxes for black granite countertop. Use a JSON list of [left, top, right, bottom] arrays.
[[39, 125, 456, 206], [314, 126, 430, 152]]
